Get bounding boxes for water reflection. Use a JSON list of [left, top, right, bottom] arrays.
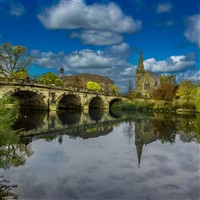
[[0, 175, 18, 200], [0, 110, 199, 200]]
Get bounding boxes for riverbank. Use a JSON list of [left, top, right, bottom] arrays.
[[111, 99, 198, 114]]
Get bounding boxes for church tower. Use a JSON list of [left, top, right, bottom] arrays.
[[135, 50, 145, 95]]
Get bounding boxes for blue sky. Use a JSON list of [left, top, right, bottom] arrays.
[[0, 0, 199, 91]]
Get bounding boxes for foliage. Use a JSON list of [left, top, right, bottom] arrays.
[[39, 72, 63, 86], [0, 97, 33, 171], [0, 97, 19, 135], [154, 75, 178, 101], [195, 87, 200, 113], [11, 68, 29, 80], [153, 83, 178, 101], [0, 42, 32, 78], [86, 81, 101, 91], [176, 80, 197, 104], [111, 84, 120, 94]]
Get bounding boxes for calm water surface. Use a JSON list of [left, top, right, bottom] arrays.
[[1, 110, 200, 200]]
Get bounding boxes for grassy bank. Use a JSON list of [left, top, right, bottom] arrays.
[[111, 99, 197, 114]]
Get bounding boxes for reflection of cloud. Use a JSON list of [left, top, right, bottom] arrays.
[[4, 121, 199, 200]]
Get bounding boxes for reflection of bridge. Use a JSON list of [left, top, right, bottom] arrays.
[[15, 110, 124, 137], [0, 79, 126, 110]]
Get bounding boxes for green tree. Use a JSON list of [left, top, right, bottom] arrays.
[[11, 68, 29, 80], [153, 74, 177, 101], [86, 81, 101, 91], [39, 72, 63, 86], [176, 80, 197, 104], [0, 43, 32, 78], [196, 87, 200, 113], [111, 84, 120, 94]]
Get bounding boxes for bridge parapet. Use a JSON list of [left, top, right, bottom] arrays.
[[0, 77, 121, 97]]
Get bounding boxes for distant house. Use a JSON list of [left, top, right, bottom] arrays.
[[135, 51, 160, 97], [60, 73, 114, 92]]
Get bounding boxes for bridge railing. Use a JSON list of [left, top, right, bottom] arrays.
[[0, 77, 122, 97]]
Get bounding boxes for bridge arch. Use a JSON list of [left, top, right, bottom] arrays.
[[57, 94, 82, 110], [89, 96, 104, 109], [9, 90, 47, 110], [109, 98, 122, 109]]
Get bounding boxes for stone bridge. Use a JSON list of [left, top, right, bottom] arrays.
[[0, 78, 126, 111]]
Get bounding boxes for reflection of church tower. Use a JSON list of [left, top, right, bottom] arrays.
[[135, 130, 144, 168], [58, 135, 63, 145], [135, 119, 144, 168], [136, 50, 145, 95]]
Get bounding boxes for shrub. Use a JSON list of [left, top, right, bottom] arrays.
[[86, 81, 101, 91], [195, 87, 200, 113]]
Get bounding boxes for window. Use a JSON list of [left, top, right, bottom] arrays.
[[144, 80, 150, 90]]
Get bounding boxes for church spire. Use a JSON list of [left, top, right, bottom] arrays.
[[137, 50, 145, 73]]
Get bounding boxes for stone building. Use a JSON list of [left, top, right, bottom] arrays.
[[60, 73, 114, 92], [135, 51, 160, 97]]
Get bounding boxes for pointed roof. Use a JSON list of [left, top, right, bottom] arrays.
[[137, 50, 145, 72]]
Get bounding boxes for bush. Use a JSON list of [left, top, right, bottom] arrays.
[[86, 81, 101, 91], [196, 87, 200, 113]]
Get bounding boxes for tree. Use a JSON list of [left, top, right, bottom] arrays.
[[176, 80, 197, 104], [154, 83, 178, 101], [11, 68, 29, 80], [195, 87, 200, 113], [111, 84, 120, 94], [153, 74, 177, 101], [0, 43, 32, 78], [38, 72, 63, 86], [86, 81, 101, 91]]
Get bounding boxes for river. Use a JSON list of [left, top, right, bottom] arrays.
[[0, 110, 200, 200]]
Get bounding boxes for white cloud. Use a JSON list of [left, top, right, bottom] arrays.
[[176, 70, 200, 82], [184, 14, 200, 47], [70, 30, 123, 45], [143, 53, 195, 73], [106, 43, 131, 58], [37, 0, 141, 33], [10, 1, 25, 16], [34, 49, 134, 93], [31, 48, 132, 75], [31, 48, 134, 91], [156, 3, 172, 13]]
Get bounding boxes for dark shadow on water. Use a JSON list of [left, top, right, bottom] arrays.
[[89, 109, 104, 122], [13, 110, 47, 131], [57, 110, 81, 125]]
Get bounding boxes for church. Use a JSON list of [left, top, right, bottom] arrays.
[[135, 51, 160, 97]]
